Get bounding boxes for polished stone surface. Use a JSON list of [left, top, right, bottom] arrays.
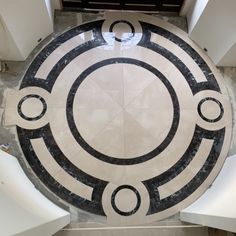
[[54, 225, 209, 236], [3, 12, 232, 225]]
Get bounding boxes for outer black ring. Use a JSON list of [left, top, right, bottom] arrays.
[[111, 185, 141, 216], [17, 94, 47, 121], [198, 97, 224, 123], [109, 20, 135, 42], [16, 19, 227, 217], [66, 57, 180, 165]]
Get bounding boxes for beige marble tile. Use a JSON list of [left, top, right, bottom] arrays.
[[20, 97, 44, 118], [123, 64, 155, 94], [123, 111, 158, 157], [91, 64, 124, 89], [200, 99, 222, 120], [114, 188, 137, 212], [194, 90, 232, 131], [54, 168, 93, 200], [75, 108, 122, 142], [125, 108, 173, 141], [31, 138, 93, 200], [55, 227, 208, 236], [4, 89, 22, 108], [89, 111, 124, 157], [102, 181, 150, 225], [158, 139, 214, 199], [74, 82, 122, 110], [150, 32, 207, 83], [47, 107, 85, 157], [35, 31, 93, 79], [125, 79, 173, 109]]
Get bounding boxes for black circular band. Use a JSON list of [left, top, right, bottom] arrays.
[[109, 20, 135, 42], [66, 57, 180, 165], [17, 94, 47, 121], [111, 185, 141, 216], [197, 97, 224, 123], [17, 19, 227, 218]]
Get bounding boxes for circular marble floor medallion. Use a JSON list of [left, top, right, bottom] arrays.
[[13, 13, 232, 224]]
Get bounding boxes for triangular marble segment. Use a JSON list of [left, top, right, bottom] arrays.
[[87, 63, 124, 107], [123, 110, 158, 158], [90, 111, 125, 157], [123, 63, 156, 106], [73, 79, 122, 110], [6, 12, 232, 225], [74, 108, 122, 141]]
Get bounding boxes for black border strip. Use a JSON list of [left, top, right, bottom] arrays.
[[17, 18, 226, 217], [143, 126, 225, 214], [111, 185, 141, 216], [138, 22, 221, 95], [17, 124, 107, 215], [20, 20, 106, 91]]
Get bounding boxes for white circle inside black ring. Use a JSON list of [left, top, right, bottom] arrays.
[[17, 94, 47, 121], [67, 58, 180, 165], [111, 185, 141, 216], [197, 97, 224, 123], [109, 20, 135, 42]]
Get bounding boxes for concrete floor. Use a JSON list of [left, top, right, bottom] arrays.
[[0, 10, 236, 229]]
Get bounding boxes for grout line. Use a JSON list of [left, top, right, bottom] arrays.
[[62, 225, 204, 231]]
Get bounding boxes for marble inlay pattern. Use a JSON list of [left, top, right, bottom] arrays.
[[4, 13, 232, 225]]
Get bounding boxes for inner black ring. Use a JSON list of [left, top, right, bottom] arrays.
[[109, 20, 135, 42], [198, 97, 224, 123], [67, 58, 180, 165], [18, 94, 47, 121], [111, 185, 141, 216]]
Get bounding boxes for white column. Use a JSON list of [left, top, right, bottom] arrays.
[[180, 155, 236, 233], [0, 0, 55, 61], [183, 0, 236, 66], [0, 149, 70, 236]]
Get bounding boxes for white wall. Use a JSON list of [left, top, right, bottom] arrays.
[[0, 15, 22, 60], [217, 42, 236, 67], [52, 0, 62, 10], [188, 0, 236, 66], [0, 149, 70, 236], [0, 0, 54, 61], [45, 0, 54, 23], [186, 0, 209, 34], [45, 0, 62, 23], [181, 155, 236, 233]]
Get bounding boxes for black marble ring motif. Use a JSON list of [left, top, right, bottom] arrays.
[[17, 94, 47, 121], [197, 97, 224, 123], [16, 18, 230, 219], [111, 185, 141, 216], [109, 20, 135, 42]]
